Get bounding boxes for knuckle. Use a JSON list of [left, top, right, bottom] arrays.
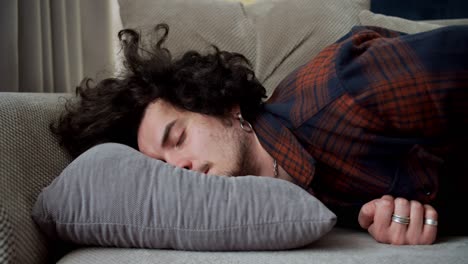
[[394, 197, 410, 208], [421, 236, 436, 245], [362, 203, 373, 215], [378, 199, 393, 210], [406, 233, 421, 245], [369, 228, 388, 244], [390, 237, 406, 246], [407, 237, 419, 245], [421, 230, 438, 245], [381, 195, 394, 201], [424, 205, 439, 218], [410, 200, 424, 211], [374, 233, 388, 244], [376, 237, 387, 244], [389, 233, 406, 245]]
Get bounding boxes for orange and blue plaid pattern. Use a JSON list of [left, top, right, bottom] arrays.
[[253, 25, 468, 226]]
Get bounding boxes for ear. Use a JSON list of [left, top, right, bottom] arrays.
[[230, 105, 241, 119]]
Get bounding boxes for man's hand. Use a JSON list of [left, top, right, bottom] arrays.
[[358, 195, 438, 245]]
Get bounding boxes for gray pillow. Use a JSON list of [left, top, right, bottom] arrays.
[[32, 143, 336, 251]]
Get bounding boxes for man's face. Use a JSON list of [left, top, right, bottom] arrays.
[[137, 100, 259, 176]]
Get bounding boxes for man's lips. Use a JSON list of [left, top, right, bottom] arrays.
[[199, 164, 210, 174]]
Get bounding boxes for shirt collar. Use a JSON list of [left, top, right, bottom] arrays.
[[252, 108, 316, 188]]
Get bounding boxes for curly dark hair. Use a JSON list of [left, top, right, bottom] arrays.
[[50, 23, 267, 158]]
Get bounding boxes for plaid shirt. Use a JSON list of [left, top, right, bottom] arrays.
[[253, 25, 468, 227]]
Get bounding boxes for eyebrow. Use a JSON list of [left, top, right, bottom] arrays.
[[161, 119, 177, 148]]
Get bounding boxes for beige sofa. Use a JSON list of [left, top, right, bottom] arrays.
[[1, 92, 468, 263], [2, 0, 468, 263]]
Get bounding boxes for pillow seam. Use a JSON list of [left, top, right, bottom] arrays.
[[46, 219, 334, 232]]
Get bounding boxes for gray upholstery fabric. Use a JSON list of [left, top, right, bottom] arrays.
[[359, 10, 468, 33], [117, 0, 370, 97], [57, 228, 468, 264], [424, 18, 468, 26], [0, 92, 73, 264], [359, 10, 442, 33], [32, 143, 336, 251], [0, 206, 14, 264]]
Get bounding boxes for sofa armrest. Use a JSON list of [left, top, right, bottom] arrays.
[[0, 205, 14, 263], [0, 92, 73, 264]]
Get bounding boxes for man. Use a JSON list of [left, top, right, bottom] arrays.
[[51, 23, 468, 245]]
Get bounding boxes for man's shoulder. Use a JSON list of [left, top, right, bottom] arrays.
[[338, 25, 406, 42], [264, 26, 409, 127], [265, 43, 344, 127]]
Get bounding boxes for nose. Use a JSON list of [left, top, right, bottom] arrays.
[[166, 154, 193, 171]]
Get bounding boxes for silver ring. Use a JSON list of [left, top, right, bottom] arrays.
[[424, 218, 438, 226], [391, 214, 410, 225]]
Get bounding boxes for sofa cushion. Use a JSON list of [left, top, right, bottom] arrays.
[[0, 206, 14, 264], [0, 93, 74, 264], [32, 143, 336, 251], [55, 228, 468, 264], [423, 18, 468, 27], [117, 0, 370, 96], [359, 10, 442, 34]]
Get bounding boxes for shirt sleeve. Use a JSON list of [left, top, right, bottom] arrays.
[[324, 25, 468, 229]]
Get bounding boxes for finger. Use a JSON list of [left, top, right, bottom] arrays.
[[406, 200, 424, 244], [380, 195, 394, 201], [368, 198, 394, 242], [390, 198, 411, 245], [422, 204, 438, 244], [374, 198, 394, 228], [359, 199, 378, 229], [359, 195, 393, 229]]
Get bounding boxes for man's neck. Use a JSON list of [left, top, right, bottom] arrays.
[[249, 132, 275, 177], [250, 132, 293, 182]]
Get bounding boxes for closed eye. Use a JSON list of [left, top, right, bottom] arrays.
[[175, 130, 186, 148]]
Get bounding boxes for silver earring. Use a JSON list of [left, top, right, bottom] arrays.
[[237, 113, 253, 132]]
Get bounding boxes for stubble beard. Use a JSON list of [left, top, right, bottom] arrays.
[[222, 134, 260, 177]]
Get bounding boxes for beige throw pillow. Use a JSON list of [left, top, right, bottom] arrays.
[[359, 10, 442, 34], [117, 0, 370, 96]]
